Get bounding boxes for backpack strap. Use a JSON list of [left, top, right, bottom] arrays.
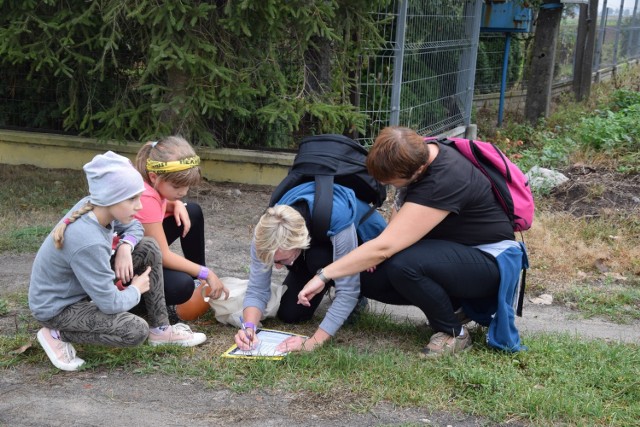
[[516, 241, 529, 317], [358, 205, 377, 227], [516, 268, 526, 317], [311, 175, 333, 244]]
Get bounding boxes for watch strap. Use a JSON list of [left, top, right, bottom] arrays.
[[316, 268, 331, 284]]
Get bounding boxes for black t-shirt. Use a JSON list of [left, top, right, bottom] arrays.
[[404, 142, 514, 245]]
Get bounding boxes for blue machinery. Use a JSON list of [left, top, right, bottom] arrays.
[[481, 1, 590, 126], [480, 0, 534, 126]]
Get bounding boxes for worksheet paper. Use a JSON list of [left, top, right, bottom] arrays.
[[222, 329, 307, 359]]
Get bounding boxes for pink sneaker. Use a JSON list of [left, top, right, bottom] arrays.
[[36, 328, 85, 371], [148, 323, 207, 347]]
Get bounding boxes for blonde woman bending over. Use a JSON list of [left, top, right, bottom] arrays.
[[234, 182, 386, 353]]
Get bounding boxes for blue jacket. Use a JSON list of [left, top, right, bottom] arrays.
[[461, 240, 529, 352], [276, 182, 386, 243]]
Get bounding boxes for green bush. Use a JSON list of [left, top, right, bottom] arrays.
[[0, 0, 388, 148]]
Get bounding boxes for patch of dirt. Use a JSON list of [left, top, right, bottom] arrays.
[[1, 170, 640, 427], [547, 165, 640, 217]]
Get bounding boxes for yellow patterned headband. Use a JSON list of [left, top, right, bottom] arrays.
[[146, 156, 201, 174]]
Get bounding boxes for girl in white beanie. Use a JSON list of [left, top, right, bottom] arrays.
[[29, 151, 207, 372]]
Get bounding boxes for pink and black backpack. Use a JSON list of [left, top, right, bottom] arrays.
[[426, 136, 535, 232], [427, 136, 534, 316]]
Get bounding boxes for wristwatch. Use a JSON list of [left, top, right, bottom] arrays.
[[316, 268, 331, 284]]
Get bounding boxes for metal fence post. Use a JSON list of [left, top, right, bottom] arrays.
[[631, 0, 640, 58], [593, 0, 608, 77], [459, 0, 483, 128], [389, 0, 408, 126], [612, 0, 625, 67]]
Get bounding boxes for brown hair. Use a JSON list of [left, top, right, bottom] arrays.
[[135, 136, 201, 187], [366, 126, 430, 182]]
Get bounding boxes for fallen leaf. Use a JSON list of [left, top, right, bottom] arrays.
[[10, 341, 32, 355]]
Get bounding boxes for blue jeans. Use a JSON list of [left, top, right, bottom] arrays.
[[361, 239, 500, 336]]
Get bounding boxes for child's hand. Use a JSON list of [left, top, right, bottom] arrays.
[[205, 271, 230, 300], [172, 202, 191, 238], [131, 266, 151, 294], [113, 243, 134, 283]]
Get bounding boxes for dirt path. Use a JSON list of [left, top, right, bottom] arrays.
[[1, 181, 638, 427]]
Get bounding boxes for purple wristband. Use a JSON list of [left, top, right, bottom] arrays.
[[243, 322, 256, 330], [197, 266, 209, 280], [121, 235, 138, 246]]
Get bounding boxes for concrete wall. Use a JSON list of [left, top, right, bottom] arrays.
[[0, 130, 294, 187]]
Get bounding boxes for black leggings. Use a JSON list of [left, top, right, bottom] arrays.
[[361, 239, 500, 336], [162, 202, 206, 305], [277, 243, 334, 323]]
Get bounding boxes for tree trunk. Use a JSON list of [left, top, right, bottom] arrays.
[[161, 66, 189, 136], [525, 1, 564, 124], [304, 35, 332, 95], [300, 35, 332, 136]]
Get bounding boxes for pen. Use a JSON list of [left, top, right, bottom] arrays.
[[239, 316, 253, 350]]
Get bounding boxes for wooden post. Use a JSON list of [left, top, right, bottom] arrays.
[[573, 0, 600, 102], [525, 1, 564, 124]]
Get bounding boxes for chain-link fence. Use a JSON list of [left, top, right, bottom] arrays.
[[474, 1, 640, 116], [356, 0, 482, 145]]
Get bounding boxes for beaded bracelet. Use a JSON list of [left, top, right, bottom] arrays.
[[197, 266, 209, 280]]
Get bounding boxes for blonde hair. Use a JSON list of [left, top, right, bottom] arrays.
[[254, 205, 311, 265], [52, 202, 94, 249], [135, 136, 201, 188]]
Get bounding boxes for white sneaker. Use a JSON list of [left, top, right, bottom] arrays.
[[148, 323, 207, 347], [37, 328, 85, 371]]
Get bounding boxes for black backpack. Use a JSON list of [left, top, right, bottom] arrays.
[[269, 134, 387, 243]]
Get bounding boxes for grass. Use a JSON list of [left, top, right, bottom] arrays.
[[559, 283, 640, 323], [1, 306, 638, 426], [0, 165, 87, 252]]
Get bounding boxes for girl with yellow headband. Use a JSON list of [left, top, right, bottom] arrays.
[[134, 136, 229, 322]]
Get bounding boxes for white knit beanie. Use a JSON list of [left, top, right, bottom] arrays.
[[83, 151, 145, 206]]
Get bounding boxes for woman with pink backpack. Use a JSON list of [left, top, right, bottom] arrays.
[[298, 126, 529, 357]]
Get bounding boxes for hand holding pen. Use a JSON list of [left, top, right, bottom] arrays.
[[237, 316, 257, 350]]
